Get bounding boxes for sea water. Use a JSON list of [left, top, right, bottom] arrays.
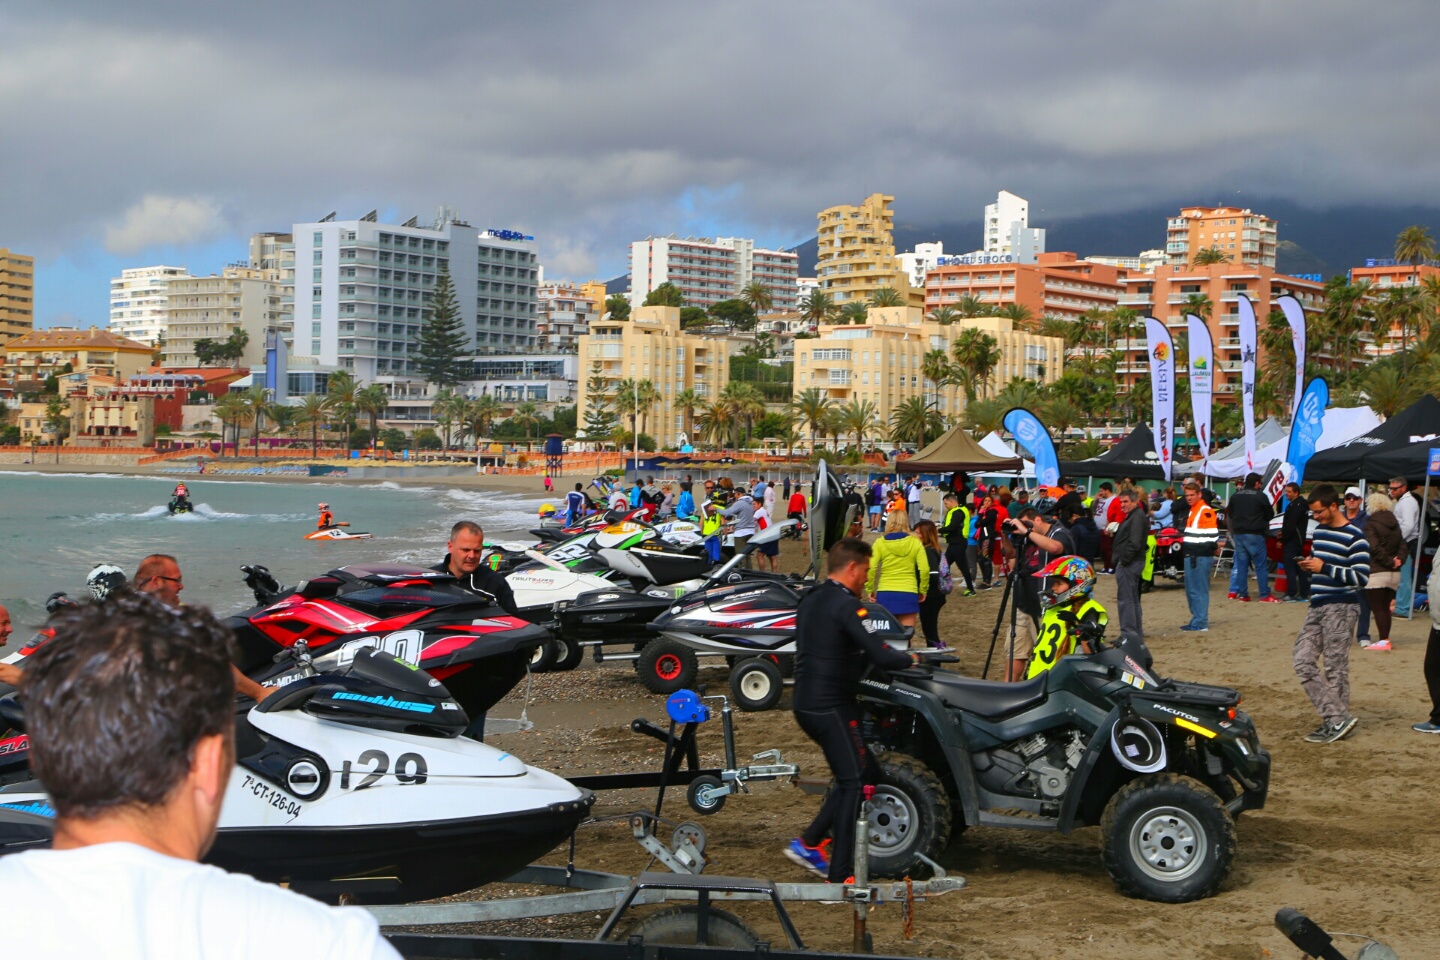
[[0, 473, 551, 630]]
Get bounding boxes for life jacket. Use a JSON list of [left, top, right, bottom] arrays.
[[701, 512, 723, 538], [1026, 598, 1108, 679], [318, 510, 334, 529], [943, 505, 970, 542]]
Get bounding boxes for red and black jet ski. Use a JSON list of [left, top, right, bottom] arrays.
[[530, 506, 648, 544], [229, 562, 553, 732]]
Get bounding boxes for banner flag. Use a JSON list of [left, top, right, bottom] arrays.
[[1186, 314, 1214, 474], [1237, 294, 1259, 475], [1003, 407, 1059, 487], [1143, 317, 1176, 481], [1278, 295, 1307, 422], [1286, 377, 1329, 486]]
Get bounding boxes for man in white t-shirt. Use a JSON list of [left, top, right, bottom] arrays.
[[0, 591, 398, 960]]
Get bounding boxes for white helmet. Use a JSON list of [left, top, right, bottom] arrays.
[[87, 563, 129, 601]]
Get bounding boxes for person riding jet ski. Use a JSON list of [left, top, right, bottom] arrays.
[[168, 483, 192, 515], [316, 502, 337, 530]]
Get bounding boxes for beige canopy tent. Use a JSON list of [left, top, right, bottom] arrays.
[[896, 423, 1025, 473]]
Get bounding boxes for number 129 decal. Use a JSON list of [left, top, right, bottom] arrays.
[[340, 749, 428, 789]]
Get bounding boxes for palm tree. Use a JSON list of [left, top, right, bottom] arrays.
[[296, 393, 332, 459], [1040, 396, 1086, 448], [671, 388, 702, 444], [354, 383, 388, 454], [951, 328, 1002, 400], [1191, 246, 1232, 266], [868, 287, 905, 308], [325, 371, 359, 450], [739, 281, 773, 315], [510, 401, 542, 447], [889, 397, 943, 448], [953, 295, 991, 318], [960, 397, 1006, 437], [1038, 316, 1072, 342], [928, 306, 960, 325], [790, 387, 833, 454], [1182, 294, 1213, 320], [921, 349, 953, 409], [1378, 286, 1425, 371], [430, 387, 467, 450], [42, 395, 70, 462], [266, 402, 298, 440], [465, 394, 502, 444], [1395, 226, 1435, 285], [695, 401, 733, 449], [836, 399, 879, 449], [839, 301, 869, 325], [615, 378, 660, 446], [720, 382, 765, 448], [996, 377, 1044, 412], [1362, 363, 1416, 418], [993, 303, 1034, 327], [1319, 278, 1372, 375], [212, 392, 251, 458], [799, 290, 837, 326], [241, 386, 270, 456]]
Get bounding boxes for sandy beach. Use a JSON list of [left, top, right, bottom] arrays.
[[469, 537, 1439, 959]]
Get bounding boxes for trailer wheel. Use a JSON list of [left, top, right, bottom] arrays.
[[686, 774, 727, 814], [628, 906, 759, 948], [554, 638, 584, 672], [730, 657, 784, 712], [637, 639, 697, 694], [1101, 773, 1235, 902], [528, 639, 558, 674]]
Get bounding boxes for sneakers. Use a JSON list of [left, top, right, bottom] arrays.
[[1258, 596, 1283, 604], [1365, 639, 1393, 651], [1283, 596, 1307, 603], [1229, 593, 1251, 602], [1305, 716, 1358, 743], [784, 838, 830, 877], [1179, 624, 1209, 632], [1357, 637, 1373, 648], [1411, 721, 1440, 734], [963, 589, 976, 597]]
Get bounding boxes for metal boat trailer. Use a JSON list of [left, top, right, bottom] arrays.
[[373, 809, 965, 958], [567, 690, 800, 816]]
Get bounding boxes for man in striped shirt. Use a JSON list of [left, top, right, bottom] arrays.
[[1294, 484, 1370, 743]]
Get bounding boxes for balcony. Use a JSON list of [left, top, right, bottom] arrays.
[[1117, 293, 1153, 306]]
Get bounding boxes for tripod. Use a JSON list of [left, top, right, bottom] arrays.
[[981, 533, 1036, 680]]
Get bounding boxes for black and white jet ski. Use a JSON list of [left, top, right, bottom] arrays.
[[0, 646, 594, 904]]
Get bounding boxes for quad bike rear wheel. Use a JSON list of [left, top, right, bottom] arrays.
[[1100, 773, 1235, 902], [636, 638, 698, 694]]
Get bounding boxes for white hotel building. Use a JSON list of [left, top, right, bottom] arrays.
[[629, 236, 798, 311], [108, 265, 191, 347]]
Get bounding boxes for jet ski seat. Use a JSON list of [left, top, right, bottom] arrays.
[[909, 672, 1049, 719]]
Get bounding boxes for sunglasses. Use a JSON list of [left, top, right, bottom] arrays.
[[1343, 495, 1359, 501], [150, 575, 183, 585]]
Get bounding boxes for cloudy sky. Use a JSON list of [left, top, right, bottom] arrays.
[[5, 1, 1438, 327]]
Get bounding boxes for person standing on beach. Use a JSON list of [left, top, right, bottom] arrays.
[[1180, 482, 1219, 633], [544, 474, 553, 493], [1294, 485, 1368, 743]]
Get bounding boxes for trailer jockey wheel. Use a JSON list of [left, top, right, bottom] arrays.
[[686, 775, 727, 814]]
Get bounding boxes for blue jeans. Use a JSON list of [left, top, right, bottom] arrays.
[[1228, 533, 1270, 598], [1185, 555, 1215, 628], [1396, 555, 1415, 618]]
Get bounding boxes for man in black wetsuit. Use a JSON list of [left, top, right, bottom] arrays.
[[432, 520, 520, 616], [785, 538, 916, 882]]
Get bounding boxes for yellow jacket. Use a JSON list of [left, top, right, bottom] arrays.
[[865, 533, 930, 596]]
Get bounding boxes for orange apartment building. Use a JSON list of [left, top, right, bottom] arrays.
[[923, 252, 1127, 322], [1116, 263, 1325, 398], [1165, 207, 1277, 268], [1348, 260, 1440, 356]]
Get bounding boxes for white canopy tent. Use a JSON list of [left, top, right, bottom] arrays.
[[977, 432, 1036, 478], [1204, 406, 1382, 479]]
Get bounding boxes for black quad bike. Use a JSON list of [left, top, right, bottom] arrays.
[[850, 624, 1271, 903]]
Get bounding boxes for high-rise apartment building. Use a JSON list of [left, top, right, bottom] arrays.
[[925, 252, 1126, 323], [109, 266, 190, 347], [984, 190, 1046, 261], [1165, 207, 1277, 268], [537, 281, 601, 352], [815, 193, 923, 307], [162, 268, 287, 368], [291, 213, 539, 383], [575, 305, 731, 447], [628, 236, 798, 310], [0, 248, 35, 341], [793, 307, 1063, 426], [898, 242, 945, 289]]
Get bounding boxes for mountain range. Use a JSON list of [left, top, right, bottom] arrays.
[[608, 198, 1439, 294]]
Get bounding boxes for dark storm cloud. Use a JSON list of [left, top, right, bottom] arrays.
[[3, 1, 1436, 277]]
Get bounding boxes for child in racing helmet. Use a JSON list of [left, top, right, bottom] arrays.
[[1026, 556, 1108, 679], [317, 502, 335, 530]]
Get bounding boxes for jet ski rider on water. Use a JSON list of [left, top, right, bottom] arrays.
[[169, 482, 192, 514]]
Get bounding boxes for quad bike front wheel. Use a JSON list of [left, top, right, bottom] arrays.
[[636, 639, 698, 694], [1100, 773, 1236, 903], [857, 753, 953, 878]]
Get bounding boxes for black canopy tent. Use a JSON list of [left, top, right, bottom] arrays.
[[1059, 423, 1169, 481], [1301, 395, 1440, 484], [896, 423, 1023, 474]]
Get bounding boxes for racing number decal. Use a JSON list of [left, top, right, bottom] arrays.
[[339, 750, 429, 790], [337, 629, 423, 667], [1033, 620, 1067, 667]]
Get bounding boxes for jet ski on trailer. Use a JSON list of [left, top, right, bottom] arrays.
[[0, 646, 593, 904]]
